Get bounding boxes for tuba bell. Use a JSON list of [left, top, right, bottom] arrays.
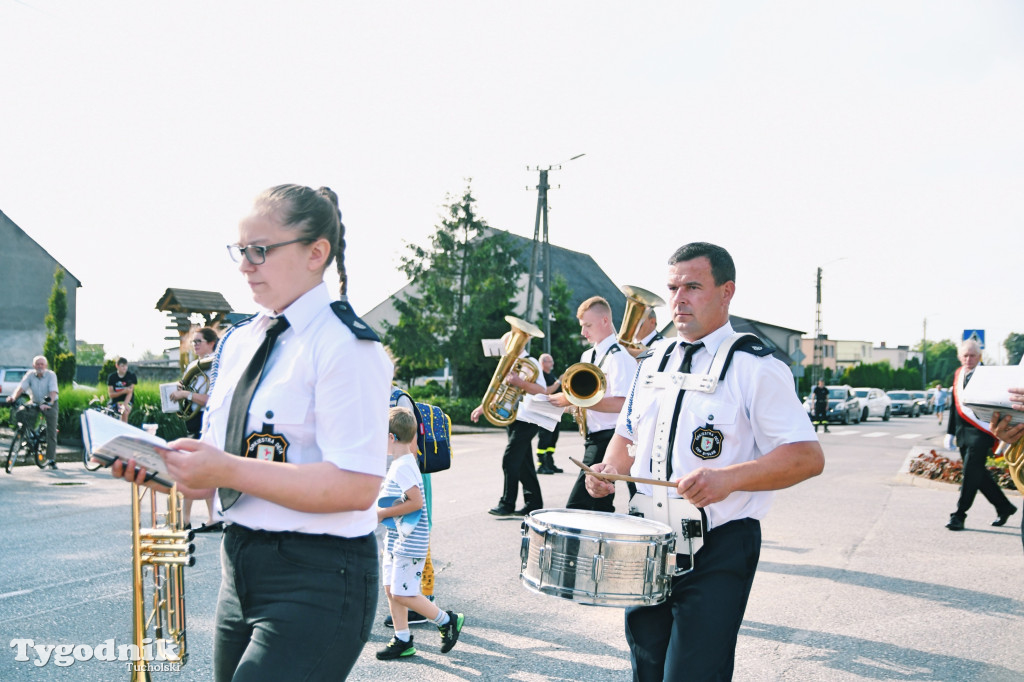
[[130, 482, 194, 680], [617, 284, 666, 353], [1004, 436, 1024, 496], [480, 316, 545, 427], [561, 362, 607, 436], [177, 356, 213, 421]]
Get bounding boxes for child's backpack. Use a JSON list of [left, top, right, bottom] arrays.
[[389, 388, 452, 474]]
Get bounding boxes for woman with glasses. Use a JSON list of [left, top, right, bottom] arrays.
[[111, 184, 391, 680], [169, 326, 221, 531]]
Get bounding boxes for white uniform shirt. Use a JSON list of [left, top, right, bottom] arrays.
[[514, 354, 549, 427], [615, 322, 817, 529], [581, 333, 637, 434], [204, 282, 393, 536]]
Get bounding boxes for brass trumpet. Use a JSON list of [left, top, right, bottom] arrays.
[[480, 315, 545, 427], [130, 482, 194, 680], [562, 362, 607, 436], [617, 284, 666, 353]]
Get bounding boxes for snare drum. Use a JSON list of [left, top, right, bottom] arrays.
[[519, 509, 676, 607]]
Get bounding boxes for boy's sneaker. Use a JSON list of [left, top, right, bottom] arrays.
[[376, 636, 416, 660], [384, 610, 429, 627], [438, 611, 464, 653]]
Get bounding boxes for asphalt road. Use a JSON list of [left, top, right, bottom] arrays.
[[1, 414, 1021, 680]]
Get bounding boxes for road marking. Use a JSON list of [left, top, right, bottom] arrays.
[[862, 432, 888, 438], [827, 430, 858, 436], [895, 433, 923, 440]]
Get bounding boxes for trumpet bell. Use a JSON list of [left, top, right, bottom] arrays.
[[562, 362, 606, 408], [618, 285, 666, 350]]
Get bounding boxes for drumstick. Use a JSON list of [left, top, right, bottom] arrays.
[[570, 457, 677, 488]]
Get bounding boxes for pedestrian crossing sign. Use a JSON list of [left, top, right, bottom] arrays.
[[962, 330, 985, 348]]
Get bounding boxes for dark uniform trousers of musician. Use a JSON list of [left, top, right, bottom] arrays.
[[947, 385, 1016, 523], [500, 420, 543, 511], [566, 429, 616, 512]]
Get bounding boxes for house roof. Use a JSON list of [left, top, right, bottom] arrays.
[[0, 209, 83, 286], [155, 288, 234, 315]]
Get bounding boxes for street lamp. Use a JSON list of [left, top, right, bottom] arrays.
[[524, 153, 586, 354]]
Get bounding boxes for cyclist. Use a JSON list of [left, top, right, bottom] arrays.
[[5, 355, 58, 469], [106, 357, 137, 423]]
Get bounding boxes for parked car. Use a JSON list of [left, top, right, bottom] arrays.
[[0, 367, 33, 401], [910, 390, 933, 415], [886, 390, 926, 417], [852, 387, 892, 422], [804, 385, 861, 424]]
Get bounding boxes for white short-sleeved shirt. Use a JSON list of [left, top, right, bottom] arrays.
[[19, 369, 58, 403], [513, 354, 549, 427], [615, 322, 817, 529], [204, 282, 393, 536], [581, 334, 637, 434], [378, 453, 429, 558]]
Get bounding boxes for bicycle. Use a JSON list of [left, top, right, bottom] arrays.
[[5, 398, 50, 473]]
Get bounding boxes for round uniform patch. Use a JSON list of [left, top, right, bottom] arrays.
[[690, 426, 723, 460]]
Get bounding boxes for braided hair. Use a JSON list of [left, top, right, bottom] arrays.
[[254, 184, 348, 299]]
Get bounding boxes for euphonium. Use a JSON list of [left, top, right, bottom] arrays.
[[617, 284, 666, 351], [177, 356, 213, 421], [562, 362, 607, 436], [480, 315, 545, 427], [130, 482, 194, 680], [1005, 437, 1024, 495]]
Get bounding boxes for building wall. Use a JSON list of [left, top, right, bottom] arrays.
[[835, 339, 873, 372], [800, 338, 838, 372], [0, 211, 80, 366]]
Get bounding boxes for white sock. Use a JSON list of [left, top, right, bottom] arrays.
[[432, 610, 449, 626], [395, 629, 411, 642]]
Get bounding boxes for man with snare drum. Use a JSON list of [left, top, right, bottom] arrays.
[[585, 242, 823, 681]]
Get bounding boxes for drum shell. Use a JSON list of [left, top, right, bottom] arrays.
[[519, 509, 675, 607]]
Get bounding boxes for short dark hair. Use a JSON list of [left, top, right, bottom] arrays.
[[116, 357, 128, 366], [389, 407, 418, 444], [668, 242, 735, 286], [195, 326, 220, 344]]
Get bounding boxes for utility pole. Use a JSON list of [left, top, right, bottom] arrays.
[[524, 154, 584, 354], [812, 267, 823, 386], [922, 318, 928, 389]]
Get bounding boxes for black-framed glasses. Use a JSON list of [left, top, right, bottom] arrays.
[[226, 238, 306, 265]]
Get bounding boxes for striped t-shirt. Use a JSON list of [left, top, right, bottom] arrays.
[[379, 454, 429, 557]]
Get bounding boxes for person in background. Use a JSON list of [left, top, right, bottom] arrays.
[[107, 357, 137, 423], [536, 353, 563, 474], [6, 355, 59, 469]]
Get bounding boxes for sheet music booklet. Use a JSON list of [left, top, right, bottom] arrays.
[[961, 365, 1024, 428], [81, 409, 176, 486]]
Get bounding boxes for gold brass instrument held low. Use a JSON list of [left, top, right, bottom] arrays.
[[480, 315, 545, 427], [1005, 436, 1024, 496], [177, 356, 213, 421], [617, 284, 666, 352], [561, 362, 607, 436], [130, 482, 194, 680]]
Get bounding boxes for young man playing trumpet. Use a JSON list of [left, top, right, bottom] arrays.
[[548, 296, 637, 512]]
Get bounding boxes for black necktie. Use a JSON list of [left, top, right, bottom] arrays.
[[219, 316, 290, 510], [664, 342, 704, 480], [963, 370, 973, 387]]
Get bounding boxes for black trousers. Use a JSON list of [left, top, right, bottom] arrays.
[[566, 429, 615, 512], [953, 444, 1015, 520], [536, 423, 560, 456], [500, 421, 542, 509], [625, 518, 761, 681], [214, 525, 378, 681]]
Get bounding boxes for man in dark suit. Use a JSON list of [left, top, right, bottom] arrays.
[[945, 339, 1017, 531]]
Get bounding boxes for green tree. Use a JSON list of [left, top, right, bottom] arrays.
[[44, 268, 76, 384], [383, 184, 525, 398], [924, 339, 959, 386], [76, 342, 106, 366], [1004, 332, 1024, 366], [842, 360, 893, 390], [536, 274, 586, 375]]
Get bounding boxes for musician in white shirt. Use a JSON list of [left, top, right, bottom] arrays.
[[585, 242, 823, 681]]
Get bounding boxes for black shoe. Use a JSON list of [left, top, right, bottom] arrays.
[[537, 465, 555, 475], [488, 505, 515, 516], [438, 611, 464, 653], [993, 506, 1018, 527], [46, 460, 57, 469], [384, 610, 429, 627], [946, 516, 965, 531], [193, 521, 224, 533], [515, 505, 540, 516], [376, 635, 416, 660], [549, 464, 564, 473]]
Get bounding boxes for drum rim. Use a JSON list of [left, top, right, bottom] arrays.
[[524, 508, 674, 539]]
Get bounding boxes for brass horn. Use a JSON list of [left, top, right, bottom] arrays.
[[561, 362, 607, 436], [130, 482, 194, 680], [1005, 437, 1024, 496], [480, 315, 544, 427], [617, 284, 666, 352], [177, 356, 213, 421]]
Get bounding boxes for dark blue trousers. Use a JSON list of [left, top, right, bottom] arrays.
[[214, 525, 378, 681], [625, 518, 761, 682]]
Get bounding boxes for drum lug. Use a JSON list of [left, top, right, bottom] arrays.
[[519, 533, 531, 567], [539, 545, 551, 573], [592, 553, 603, 583]]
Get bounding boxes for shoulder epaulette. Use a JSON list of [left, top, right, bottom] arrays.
[[716, 333, 772, 380], [607, 344, 622, 355], [330, 300, 380, 342]]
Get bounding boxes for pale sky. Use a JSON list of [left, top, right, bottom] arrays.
[[2, 1, 1022, 363]]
